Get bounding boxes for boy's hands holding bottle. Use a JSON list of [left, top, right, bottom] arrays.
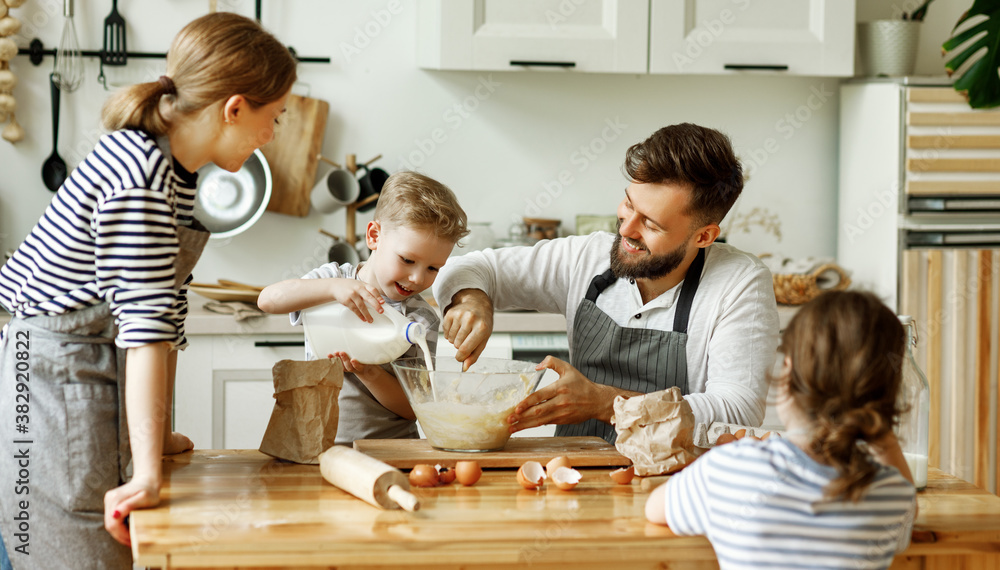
[[257, 277, 384, 321], [327, 278, 385, 323], [329, 351, 374, 375]]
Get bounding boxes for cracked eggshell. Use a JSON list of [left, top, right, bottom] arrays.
[[609, 466, 635, 485], [0, 16, 20, 36], [0, 69, 16, 91], [550, 467, 581, 491], [436, 465, 457, 485], [516, 461, 546, 490], [545, 456, 571, 475], [0, 38, 16, 61]]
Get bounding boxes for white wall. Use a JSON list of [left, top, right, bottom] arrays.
[[0, 0, 966, 288]]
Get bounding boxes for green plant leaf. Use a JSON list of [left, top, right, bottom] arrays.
[[942, 0, 1000, 108]]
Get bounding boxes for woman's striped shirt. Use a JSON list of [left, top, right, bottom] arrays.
[[664, 437, 916, 570], [0, 129, 199, 349]]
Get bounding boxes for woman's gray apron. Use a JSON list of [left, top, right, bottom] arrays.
[[0, 221, 208, 569], [558, 248, 705, 444]]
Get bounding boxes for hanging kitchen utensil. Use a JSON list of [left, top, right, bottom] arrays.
[[41, 73, 67, 192], [259, 94, 329, 217], [54, 0, 82, 92], [101, 0, 127, 66]]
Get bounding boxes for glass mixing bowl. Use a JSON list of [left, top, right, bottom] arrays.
[[391, 357, 544, 452]]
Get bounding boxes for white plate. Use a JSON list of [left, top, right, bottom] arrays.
[[189, 285, 260, 303]]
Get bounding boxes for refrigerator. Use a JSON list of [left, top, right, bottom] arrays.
[[838, 78, 1000, 493]]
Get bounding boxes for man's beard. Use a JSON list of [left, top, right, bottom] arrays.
[[609, 232, 688, 280]]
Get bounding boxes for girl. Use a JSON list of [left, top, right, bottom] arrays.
[[646, 290, 918, 570], [0, 12, 295, 568]]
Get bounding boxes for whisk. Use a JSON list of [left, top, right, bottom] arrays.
[[54, 0, 83, 93]]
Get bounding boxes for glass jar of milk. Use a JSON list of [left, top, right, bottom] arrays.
[[896, 315, 930, 491]]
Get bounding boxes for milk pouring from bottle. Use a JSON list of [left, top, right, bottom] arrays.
[[896, 315, 930, 491], [302, 302, 427, 365]]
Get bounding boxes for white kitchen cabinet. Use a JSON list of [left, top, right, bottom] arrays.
[[417, 0, 650, 73], [418, 0, 853, 76], [649, 0, 854, 75]]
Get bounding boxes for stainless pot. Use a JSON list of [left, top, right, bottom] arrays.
[[193, 150, 272, 239]]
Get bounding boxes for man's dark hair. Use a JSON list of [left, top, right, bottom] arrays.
[[622, 123, 744, 227]]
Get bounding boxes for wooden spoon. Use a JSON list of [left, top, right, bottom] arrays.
[[217, 279, 264, 292]]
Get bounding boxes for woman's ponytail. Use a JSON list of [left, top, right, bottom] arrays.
[[101, 79, 172, 135], [100, 13, 296, 137]]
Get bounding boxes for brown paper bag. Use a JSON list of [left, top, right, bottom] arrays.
[[611, 386, 703, 476], [259, 359, 344, 464]]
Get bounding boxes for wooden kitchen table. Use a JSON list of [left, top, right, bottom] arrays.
[[131, 450, 1000, 569]]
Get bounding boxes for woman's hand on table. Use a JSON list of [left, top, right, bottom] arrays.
[[163, 431, 194, 455], [104, 476, 161, 546]]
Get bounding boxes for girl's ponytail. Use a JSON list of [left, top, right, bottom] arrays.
[[813, 403, 889, 501]]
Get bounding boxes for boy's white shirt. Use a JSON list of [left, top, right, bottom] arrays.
[[290, 260, 439, 444]]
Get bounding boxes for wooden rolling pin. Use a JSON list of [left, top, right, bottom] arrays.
[[319, 446, 420, 512]]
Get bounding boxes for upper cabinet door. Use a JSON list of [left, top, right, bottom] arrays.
[[417, 0, 649, 73], [648, 0, 855, 76]]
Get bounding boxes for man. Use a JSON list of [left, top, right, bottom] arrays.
[[433, 123, 780, 444]]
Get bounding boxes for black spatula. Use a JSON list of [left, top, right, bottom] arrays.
[[101, 0, 126, 66]]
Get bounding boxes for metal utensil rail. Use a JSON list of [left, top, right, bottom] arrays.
[[16, 38, 330, 65]]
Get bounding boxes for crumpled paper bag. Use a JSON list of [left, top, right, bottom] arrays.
[[259, 359, 344, 464], [611, 386, 703, 476]]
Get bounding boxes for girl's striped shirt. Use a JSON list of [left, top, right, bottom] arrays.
[[0, 129, 199, 349], [664, 437, 917, 570]]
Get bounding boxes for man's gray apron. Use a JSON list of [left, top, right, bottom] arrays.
[[558, 248, 705, 444], [0, 221, 208, 569]]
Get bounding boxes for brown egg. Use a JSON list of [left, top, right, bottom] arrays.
[[516, 461, 546, 490], [408, 464, 439, 487], [734, 428, 747, 439], [715, 433, 738, 445], [437, 465, 457, 485], [609, 466, 635, 485], [550, 466, 581, 490], [546, 456, 571, 475], [455, 460, 482, 486]]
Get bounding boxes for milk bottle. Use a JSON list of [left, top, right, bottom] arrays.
[[896, 315, 930, 491], [302, 302, 427, 365]]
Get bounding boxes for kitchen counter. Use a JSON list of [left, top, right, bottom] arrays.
[[131, 450, 1000, 569]]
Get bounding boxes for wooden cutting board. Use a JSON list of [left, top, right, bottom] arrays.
[[260, 94, 329, 217], [353, 436, 631, 469]]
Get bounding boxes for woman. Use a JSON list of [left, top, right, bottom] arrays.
[[0, 12, 296, 567]]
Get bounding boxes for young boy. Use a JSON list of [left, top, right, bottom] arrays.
[[258, 171, 469, 445]]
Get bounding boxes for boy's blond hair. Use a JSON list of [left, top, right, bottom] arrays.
[[373, 172, 469, 243]]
